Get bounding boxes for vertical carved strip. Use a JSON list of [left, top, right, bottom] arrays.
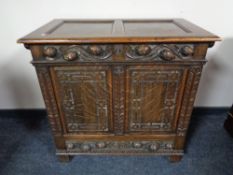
[[36, 66, 62, 134], [177, 66, 202, 136], [112, 66, 125, 135]]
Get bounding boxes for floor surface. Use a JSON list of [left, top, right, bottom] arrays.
[[0, 110, 232, 175]]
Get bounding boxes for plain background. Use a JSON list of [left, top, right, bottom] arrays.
[[0, 0, 232, 109]]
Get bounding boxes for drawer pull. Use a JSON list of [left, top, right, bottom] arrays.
[[64, 51, 78, 61]]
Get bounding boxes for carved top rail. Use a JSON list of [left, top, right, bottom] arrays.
[[34, 44, 206, 63]]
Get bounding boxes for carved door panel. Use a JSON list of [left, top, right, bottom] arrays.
[[51, 66, 113, 134], [126, 65, 187, 133]]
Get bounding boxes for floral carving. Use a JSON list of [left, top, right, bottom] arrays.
[[65, 141, 176, 154]]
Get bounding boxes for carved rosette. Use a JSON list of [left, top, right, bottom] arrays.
[[177, 66, 202, 136], [65, 141, 176, 154], [36, 67, 62, 133]]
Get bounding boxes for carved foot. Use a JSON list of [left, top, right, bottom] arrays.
[[169, 155, 183, 162], [57, 155, 73, 162]]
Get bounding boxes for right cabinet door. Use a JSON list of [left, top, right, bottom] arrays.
[[126, 65, 188, 133]]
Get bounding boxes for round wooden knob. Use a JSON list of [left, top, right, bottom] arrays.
[[64, 51, 78, 61], [149, 144, 159, 151], [160, 50, 175, 61], [96, 142, 106, 148], [87, 45, 103, 56], [135, 45, 151, 56], [180, 46, 194, 57], [133, 142, 142, 148], [44, 47, 57, 58]]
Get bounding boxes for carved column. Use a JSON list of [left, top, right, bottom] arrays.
[[112, 66, 125, 135]]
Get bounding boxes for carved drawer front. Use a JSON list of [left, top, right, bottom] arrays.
[[51, 66, 112, 133], [126, 66, 186, 133]]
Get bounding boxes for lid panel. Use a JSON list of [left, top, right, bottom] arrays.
[[47, 20, 114, 37], [17, 19, 220, 44], [123, 20, 190, 36]]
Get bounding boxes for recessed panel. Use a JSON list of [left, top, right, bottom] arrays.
[[127, 66, 185, 132], [18, 19, 220, 44], [123, 20, 191, 36], [52, 66, 112, 133], [45, 20, 114, 37]]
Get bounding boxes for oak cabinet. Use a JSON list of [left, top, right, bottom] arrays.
[[18, 19, 220, 162]]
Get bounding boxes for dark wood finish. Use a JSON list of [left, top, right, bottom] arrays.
[[18, 19, 220, 162], [57, 155, 72, 162], [169, 155, 183, 162], [18, 19, 220, 44]]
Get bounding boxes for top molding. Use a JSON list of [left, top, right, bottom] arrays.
[[18, 19, 220, 44]]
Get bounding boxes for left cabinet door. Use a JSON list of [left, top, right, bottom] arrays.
[[50, 65, 113, 134]]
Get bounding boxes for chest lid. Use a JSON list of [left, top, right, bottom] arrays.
[[18, 19, 220, 44]]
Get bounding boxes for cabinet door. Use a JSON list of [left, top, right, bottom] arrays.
[[126, 65, 187, 133], [51, 66, 113, 134]]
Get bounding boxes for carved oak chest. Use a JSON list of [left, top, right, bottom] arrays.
[[18, 19, 220, 162]]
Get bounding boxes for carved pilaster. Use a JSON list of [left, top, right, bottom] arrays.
[[36, 66, 62, 134], [177, 66, 202, 136], [112, 66, 125, 135]]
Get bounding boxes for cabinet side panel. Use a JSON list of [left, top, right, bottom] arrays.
[[175, 66, 203, 149], [35, 66, 62, 134]]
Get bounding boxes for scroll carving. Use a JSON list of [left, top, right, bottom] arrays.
[[36, 67, 62, 134], [125, 44, 194, 61], [61, 45, 113, 60], [40, 44, 195, 62]]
